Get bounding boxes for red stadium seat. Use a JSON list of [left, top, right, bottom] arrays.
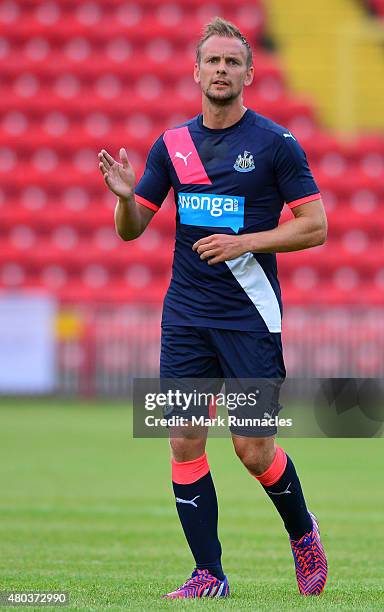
[[0, 15, 264, 45], [368, 0, 384, 18]]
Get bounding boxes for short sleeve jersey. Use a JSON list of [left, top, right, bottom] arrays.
[[135, 109, 320, 333]]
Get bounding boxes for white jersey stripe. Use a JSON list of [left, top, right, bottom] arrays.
[[225, 253, 282, 333]]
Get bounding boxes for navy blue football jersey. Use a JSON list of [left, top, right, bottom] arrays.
[[135, 109, 320, 332]]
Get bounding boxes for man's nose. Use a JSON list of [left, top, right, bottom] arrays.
[[216, 60, 227, 72]]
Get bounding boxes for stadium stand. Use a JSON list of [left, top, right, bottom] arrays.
[[266, 0, 384, 131], [1, 0, 383, 305], [1, 1, 383, 383]]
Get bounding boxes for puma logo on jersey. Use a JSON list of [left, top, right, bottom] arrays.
[[175, 151, 192, 166], [283, 132, 296, 140], [175, 495, 200, 507]]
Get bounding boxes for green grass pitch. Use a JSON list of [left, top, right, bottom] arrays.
[[0, 400, 383, 610]]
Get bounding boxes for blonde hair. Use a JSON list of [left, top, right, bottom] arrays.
[[196, 17, 253, 69]]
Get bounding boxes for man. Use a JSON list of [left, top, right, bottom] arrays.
[[98, 17, 328, 599]]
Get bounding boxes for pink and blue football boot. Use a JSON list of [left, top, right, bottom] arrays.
[[162, 568, 230, 598], [290, 512, 328, 595]]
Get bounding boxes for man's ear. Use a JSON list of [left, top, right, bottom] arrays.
[[244, 66, 254, 87], [194, 62, 200, 84]]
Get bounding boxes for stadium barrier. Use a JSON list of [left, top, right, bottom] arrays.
[[56, 305, 384, 396]]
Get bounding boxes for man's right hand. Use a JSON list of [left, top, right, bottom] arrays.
[[98, 148, 136, 200]]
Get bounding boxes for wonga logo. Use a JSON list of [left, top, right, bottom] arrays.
[[178, 192, 245, 233]]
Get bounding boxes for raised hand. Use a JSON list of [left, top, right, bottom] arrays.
[[98, 148, 136, 200]]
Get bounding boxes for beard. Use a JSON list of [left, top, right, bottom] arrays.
[[204, 84, 241, 106]]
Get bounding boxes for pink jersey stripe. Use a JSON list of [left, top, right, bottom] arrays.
[[135, 194, 160, 212], [287, 193, 321, 209], [164, 126, 212, 185]]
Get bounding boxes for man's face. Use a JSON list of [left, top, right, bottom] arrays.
[[194, 35, 254, 105]]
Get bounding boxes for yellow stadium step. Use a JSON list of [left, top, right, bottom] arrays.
[[266, 0, 384, 133]]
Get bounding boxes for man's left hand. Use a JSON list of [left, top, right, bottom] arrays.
[[192, 234, 250, 265]]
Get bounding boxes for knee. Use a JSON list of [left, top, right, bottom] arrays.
[[234, 438, 276, 475], [170, 437, 206, 462]]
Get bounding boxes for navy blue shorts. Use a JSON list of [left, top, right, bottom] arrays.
[[160, 325, 286, 437]]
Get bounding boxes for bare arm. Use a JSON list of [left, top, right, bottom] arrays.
[[98, 148, 155, 240], [114, 195, 155, 241], [193, 199, 328, 265], [244, 198, 327, 253]]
